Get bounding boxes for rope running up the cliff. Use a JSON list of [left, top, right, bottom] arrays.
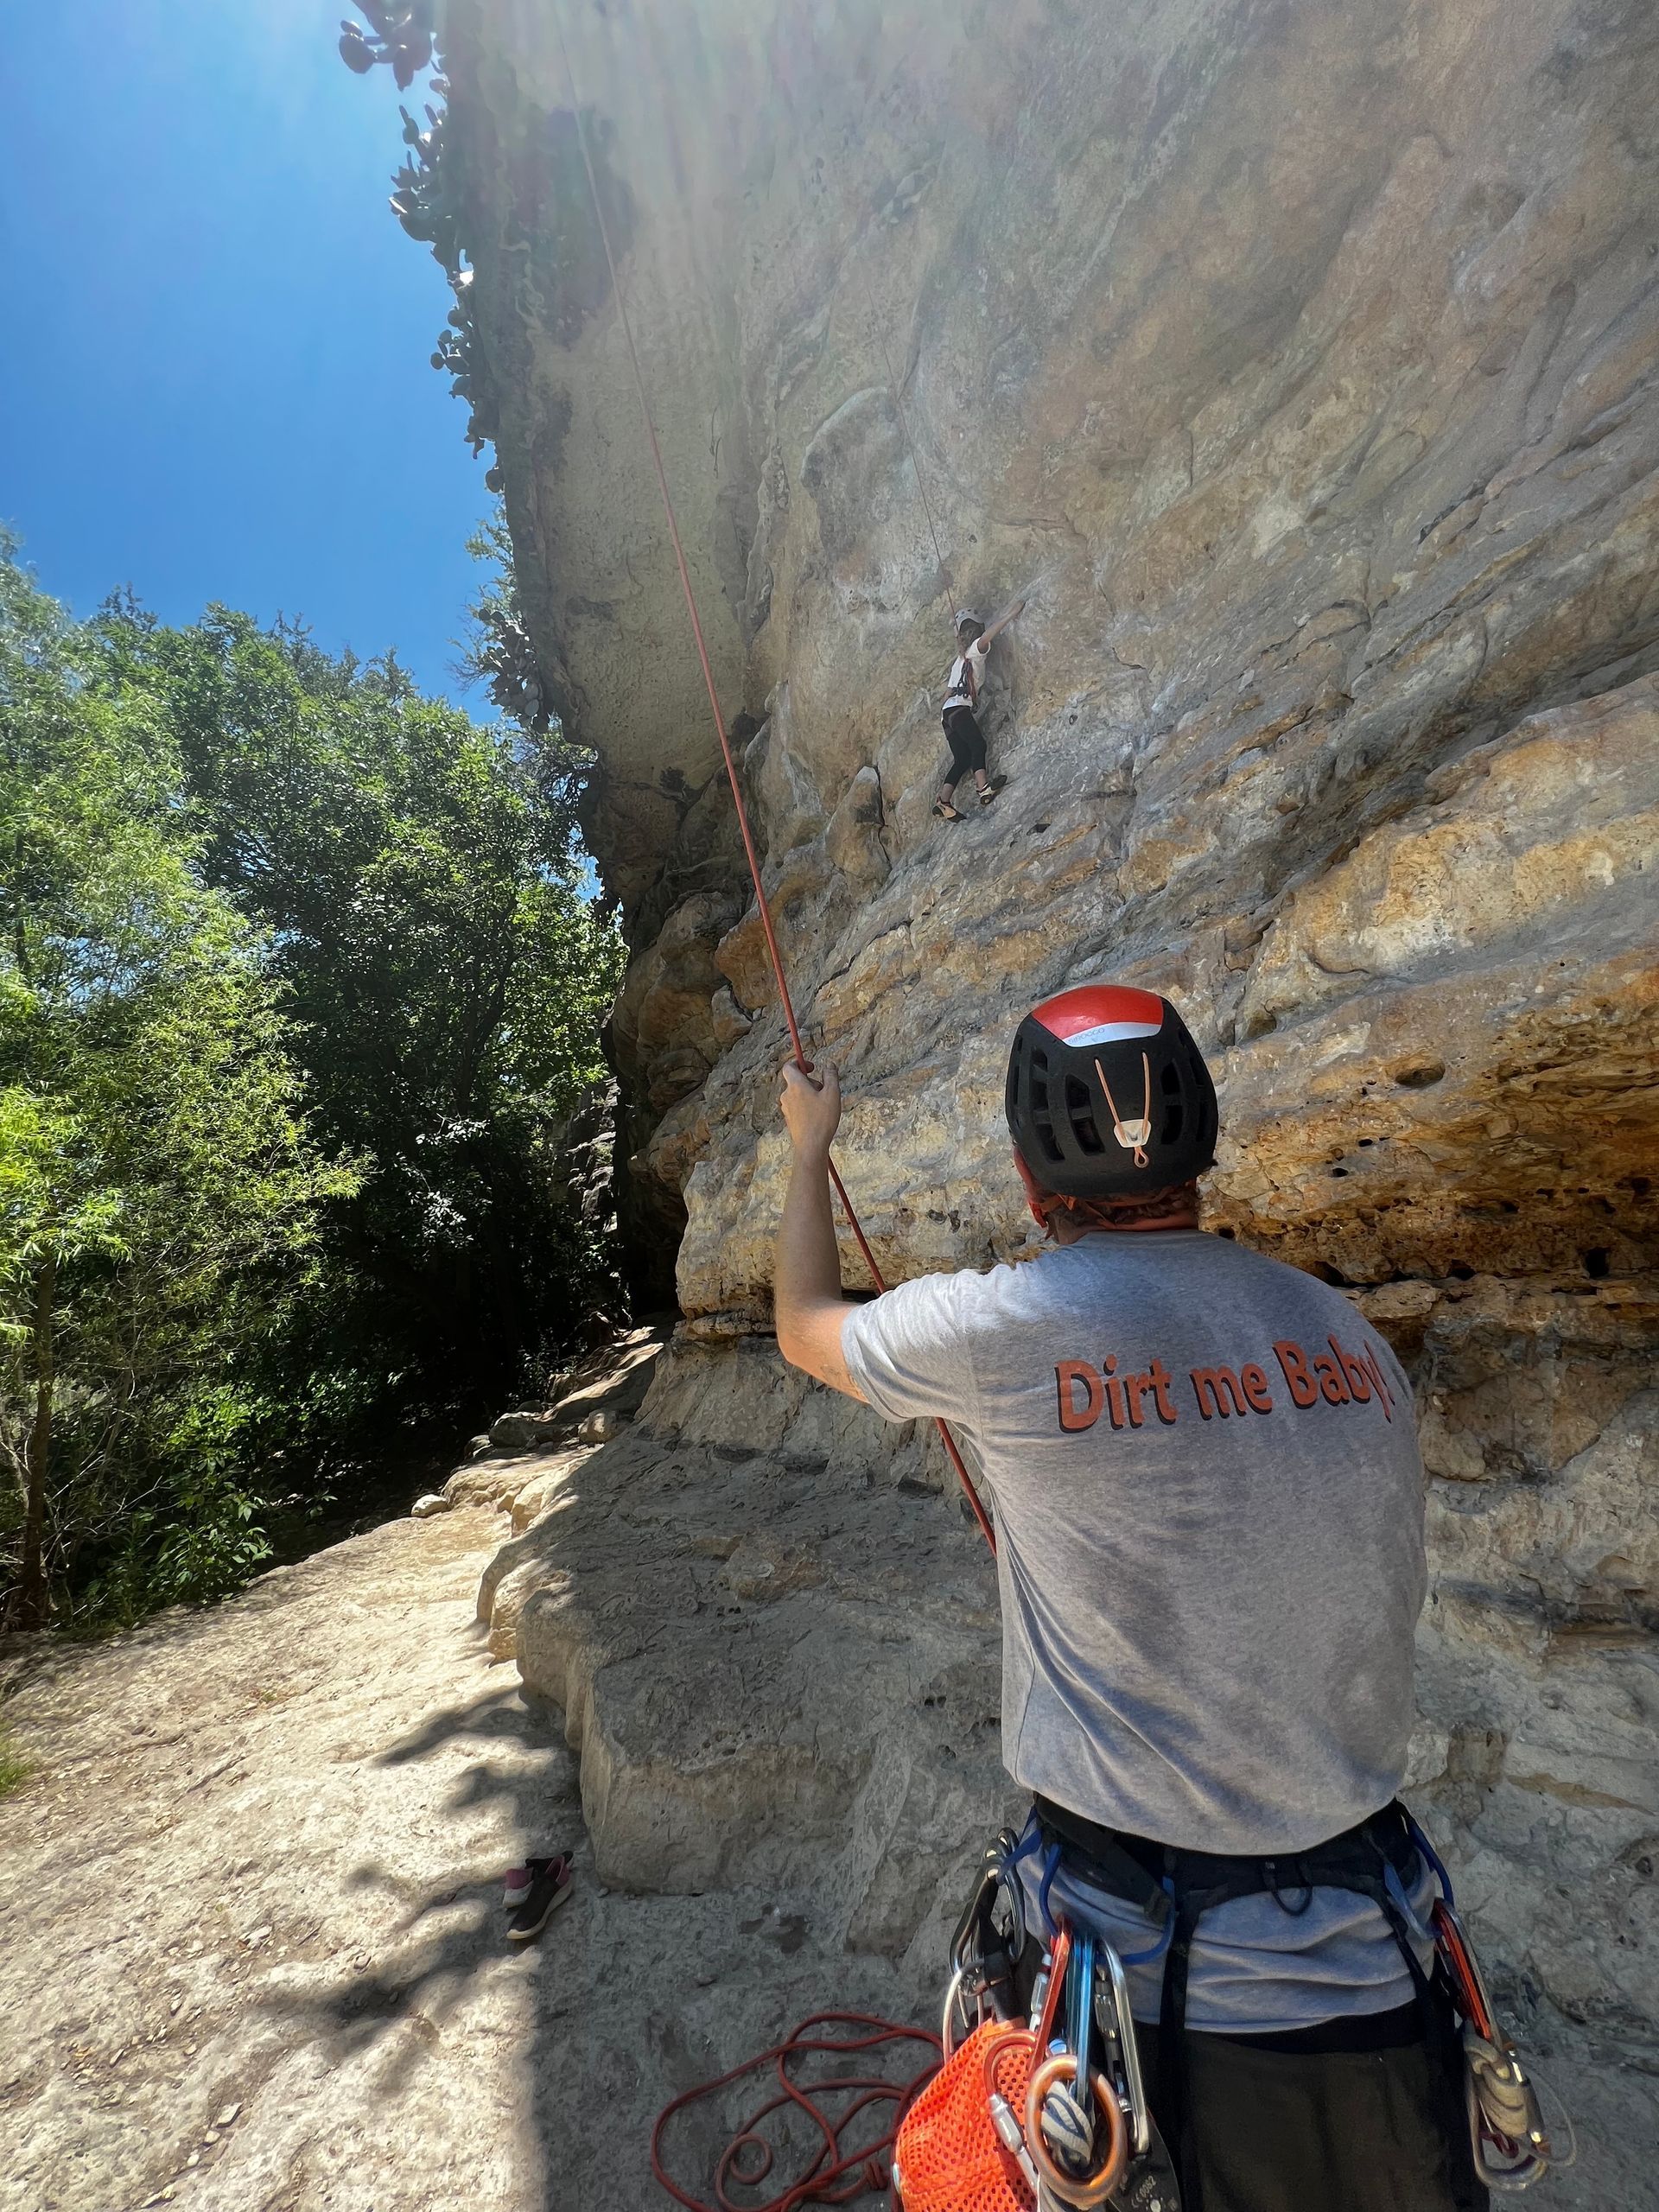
[[549, 6, 997, 1558], [854, 260, 959, 626]]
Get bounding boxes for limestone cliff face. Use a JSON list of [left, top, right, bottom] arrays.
[[438, 0, 1659, 2177]]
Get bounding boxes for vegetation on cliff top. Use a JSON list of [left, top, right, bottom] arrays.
[[0, 539, 623, 1630]]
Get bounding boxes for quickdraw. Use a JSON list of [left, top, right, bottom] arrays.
[[1432, 1897, 1560, 2192], [1406, 1815, 1573, 2193]]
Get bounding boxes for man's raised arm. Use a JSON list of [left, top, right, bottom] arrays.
[[773, 1060, 865, 1400]]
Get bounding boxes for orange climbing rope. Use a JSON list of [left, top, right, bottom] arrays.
[[650, 2011, 941, 2212], [550, 6, 996, 1557]]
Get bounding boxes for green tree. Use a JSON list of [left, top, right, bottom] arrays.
[[115, 602, 625, 1435], [1, 540, 623, 1628], [0, 546, 353, 1626]]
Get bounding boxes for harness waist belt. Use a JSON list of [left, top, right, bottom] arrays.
[[1031, 1792, 1420, 1916]]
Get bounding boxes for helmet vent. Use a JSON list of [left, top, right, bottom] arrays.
[[1065, 1076, 1105, 1154], [1027, 1053, 1064, 1164]]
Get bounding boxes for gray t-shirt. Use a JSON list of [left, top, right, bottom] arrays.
[[841, 1229, 1433, 2031]]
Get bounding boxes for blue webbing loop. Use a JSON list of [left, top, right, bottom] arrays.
[[1012, 1810, 1046, 1866], [1383, 1857, 1435, 1947], [1116, 1883, 1174, 1967], [1038, 1841, 1064, 1941], [1402, 1808, 1456, 1906]]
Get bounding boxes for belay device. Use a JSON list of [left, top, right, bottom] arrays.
[[893, 1833, 1181, 2212]]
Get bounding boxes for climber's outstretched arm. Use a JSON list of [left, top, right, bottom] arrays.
[[980, 595, 1027, 648], [774, 1061, 866, 1400]]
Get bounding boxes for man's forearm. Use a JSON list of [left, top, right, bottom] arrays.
[[775, 1147, 844, 1348], [772, 1060, 864, 1396]]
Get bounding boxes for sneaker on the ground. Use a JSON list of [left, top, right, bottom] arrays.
[[503, 1857, 553, 1908], [507, 1853, 574, 1941]]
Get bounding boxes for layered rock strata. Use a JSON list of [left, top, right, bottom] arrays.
[[433, 0, 1659, 2190]]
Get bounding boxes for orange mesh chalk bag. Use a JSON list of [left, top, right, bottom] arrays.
[[892, 2021, 1038, 2212]]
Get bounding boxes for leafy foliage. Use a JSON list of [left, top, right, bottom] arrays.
[[458, 508, 555, 731], [0, 541, 623, 1629]]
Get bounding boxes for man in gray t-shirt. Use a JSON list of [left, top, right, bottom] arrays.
[[772, 984, 1477, 2212]]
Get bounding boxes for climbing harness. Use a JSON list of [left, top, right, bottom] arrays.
[[1010, 1794, 1572, 2208], [550, 0, 996, 1557], [943, 637, 983, 714], [649, 2012, 941, 2212]]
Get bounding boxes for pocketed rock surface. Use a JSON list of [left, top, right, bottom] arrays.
[[425, 0, 1659, 2190]]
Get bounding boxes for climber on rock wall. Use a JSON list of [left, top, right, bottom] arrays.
[[934, 601, 1024, 820], [772, 983, 1486, 2212]]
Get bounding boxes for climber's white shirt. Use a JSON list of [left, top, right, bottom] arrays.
[[942, 637, 990, 712], [841, 1228, 1436, 2031]]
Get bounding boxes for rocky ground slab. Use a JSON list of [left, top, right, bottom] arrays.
[[0, 1505, 940, 2212]]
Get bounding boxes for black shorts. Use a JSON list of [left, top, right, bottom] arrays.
[[1007, 1943, 1478, 2211], [1143, 2014, 1478, 2212], [942, 705, 986, 781]]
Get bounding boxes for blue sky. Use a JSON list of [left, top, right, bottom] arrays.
[[1, 2, 486, 702]]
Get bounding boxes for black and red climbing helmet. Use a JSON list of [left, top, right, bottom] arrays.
[[1006, 983, 1217, 1197]]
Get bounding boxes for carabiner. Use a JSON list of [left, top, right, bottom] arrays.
[[1433, 1897, 1556, 2189]]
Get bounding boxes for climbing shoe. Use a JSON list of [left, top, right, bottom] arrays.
[[932, 798, 964, 822], [978, 776, 1007, 805], [507, 1853, 573, 1941]]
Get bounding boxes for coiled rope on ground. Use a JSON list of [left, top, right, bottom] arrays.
[[649, 2012, 942, 2212]]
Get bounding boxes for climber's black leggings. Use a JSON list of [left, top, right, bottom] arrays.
[[942, 706, 986, 786]]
